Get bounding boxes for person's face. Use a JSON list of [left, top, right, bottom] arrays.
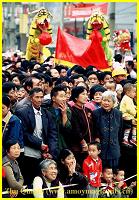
[[103, 75, 113, 84], [103, 169, 113, 183], [8, 88, 18, 102], [30, 91, 44, 109], [17, 88, 27, 101], [62, 153, 76, 167], [76, 89, 88, 105], [133, 59, 137, 69], [2, 104, 10, 119], [115, 171, 125, 182], [101, 96, 114, 111], [50, 69, 60, 78], [8, 143, 20, 160], [88, 145, 100, 159], [52, 91, 66, 106], [60, 69, 67, 77], [15, 62, 21, 68], [34, 64, 41, 70], [43, 163, 58, 182], [105, 83, 115, 92], [88, 74, 99, 85], [32, 78, 43, 89], [126, 87, 136, 99], [94, 92, 103, 103], [12, 77, 20, 86], [74, 77, 84, 86], [114, 74, 126, 83], [66, 88, 71, 102]]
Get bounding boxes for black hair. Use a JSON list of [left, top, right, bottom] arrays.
[[70, 74, 85, 84], [86, 71, 100, 81], [59, 149, 73, 161], [71, 65, 85, 75], [88, 141, 101, 151], [51, 84, 67, 99], [55, 77, 70, 86], [114, 54, 123, 63], [71, 86, 87, 102], [5, 139, 20, 153], [90, 84, 106, 100], [102, 166, 113, 173], [2, 95, 11, 108], [10, 73, 26, 83], [113, 168, 125, 175], [99, 71, 112, 81], [2, 82, 17, 94], [29, 87, 43, 96], [127, 61, 134, 69], [55, 65, 68, 74], [45, 56, 54, 62]]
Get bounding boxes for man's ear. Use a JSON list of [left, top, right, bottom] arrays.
[[98, 150, 101, 154], [52, 96, 55, 102]]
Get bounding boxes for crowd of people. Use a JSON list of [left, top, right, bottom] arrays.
[[2, 52, 137, 198]]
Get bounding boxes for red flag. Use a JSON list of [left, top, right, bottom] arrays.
[[55, 27, 109, 69]]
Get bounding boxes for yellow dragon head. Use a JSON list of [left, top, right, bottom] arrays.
[[33, 8, 53, 32]]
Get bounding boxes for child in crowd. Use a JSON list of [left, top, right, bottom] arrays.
[[113, 169, 136, 197], [120, 83, 136, 146], [83, 141, 102, 198], [104, 81, 118, 107], [99, 167, 121, 198]]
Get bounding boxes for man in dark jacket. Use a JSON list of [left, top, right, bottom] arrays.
[[15, 87, 58, 186]]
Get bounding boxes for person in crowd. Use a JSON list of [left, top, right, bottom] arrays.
[[33, 159, 64, 198], [99, 167, 121, 198], [56, 65, 68, 78], [16, 85, 27, 102], [83, 141, 102, 198], [70, 86, 94, 165], [86, 71, 100, 89], [113, 168, 136, 198], [99, 71, 113, 85], [46, 84, 72, 155], [3, 82, 18, 112], [15, 87, 58, 186], [120, 83, 136, 146], [85, 84, 106, 111], [126, 61, 137, 80], [92, 91, 123, 170], [15, 74, 43, 111], [50, 68, 60, 78], [58, 149, 88, 198], [3, 140, 24, 197], [69, 74, 86, 88], [104, 81, 118, 107], [2, 95, 23, 157], [112, 67, 127, 84], [11, 74, 26, 86]]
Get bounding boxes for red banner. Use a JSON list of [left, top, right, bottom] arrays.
[[55, 27, 108, 69], [64, 3, 108, 18]]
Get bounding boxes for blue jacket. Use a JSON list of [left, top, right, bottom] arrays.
[[2, 115, 24, 157], [92, 108, 123, 160], [15, 105, 58, 160]]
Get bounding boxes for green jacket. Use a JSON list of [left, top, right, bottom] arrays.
[[47, 106, 72, 155]]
